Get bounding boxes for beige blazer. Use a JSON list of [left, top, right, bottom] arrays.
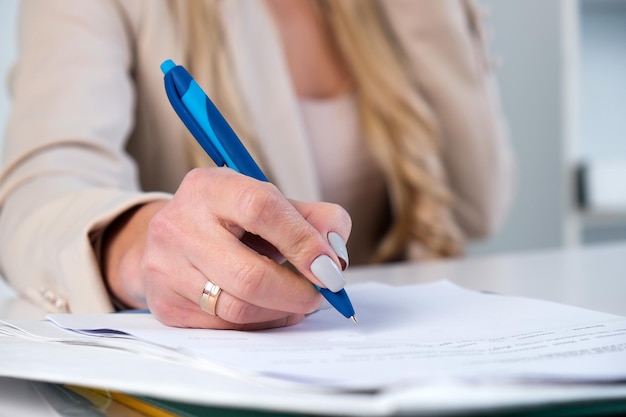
[[0, 0, 514, 313]]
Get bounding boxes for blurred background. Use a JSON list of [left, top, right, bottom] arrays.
[[1, 0, 625, 257], [471, 0, 626, 255]]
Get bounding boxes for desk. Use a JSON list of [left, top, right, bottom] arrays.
[[348, 242, 626, 317], [1, 242, 626, 416]]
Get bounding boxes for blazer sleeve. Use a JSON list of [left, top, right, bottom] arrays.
[[380, 0, 516, 239], [0, 0, 170, 313]]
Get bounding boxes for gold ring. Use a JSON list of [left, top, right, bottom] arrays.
[[199, 280, 222, 316]]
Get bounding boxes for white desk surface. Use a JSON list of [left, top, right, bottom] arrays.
[[1, 242, 626, 416], [348, 241, 626, 317]]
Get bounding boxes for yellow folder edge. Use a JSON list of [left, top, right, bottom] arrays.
[[64, 385, 179, 417]]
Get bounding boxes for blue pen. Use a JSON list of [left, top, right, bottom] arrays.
[[161, 59, 356, 322]]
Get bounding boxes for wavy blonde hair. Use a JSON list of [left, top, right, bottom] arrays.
[[168, 0, 463, 262]]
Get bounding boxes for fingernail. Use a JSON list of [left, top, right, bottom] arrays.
[[328, 232, 349, 270], [310, 255, 346, 292]]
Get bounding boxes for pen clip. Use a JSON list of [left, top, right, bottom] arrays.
[[163, 66, 226, 167]]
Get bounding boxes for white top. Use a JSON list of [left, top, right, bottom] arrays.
[[299, 94, 388, 264]]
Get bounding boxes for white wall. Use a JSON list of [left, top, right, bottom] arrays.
[[468, 0, 626, 254], [577, 0, 626, 244], [0, 0, 20, 162], [469, 0, 578, 255], [579, 0, 626, 160]]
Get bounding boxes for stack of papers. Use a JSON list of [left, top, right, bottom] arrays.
[[1, 281, 625, 392]]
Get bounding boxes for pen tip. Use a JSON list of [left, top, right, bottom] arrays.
[[350, 316, 358, 324]]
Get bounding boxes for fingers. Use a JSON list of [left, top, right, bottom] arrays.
[[202, 169, 352, 289], [141, 167, 352, 330], [143, 246, 314, 329], [150, 290, 307, 331], [148, 280, 308, 330], [289, 200, 351, 269], [185, 229, 323, 314]]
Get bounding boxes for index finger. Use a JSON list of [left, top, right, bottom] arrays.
[[205, 169, 349, 292]]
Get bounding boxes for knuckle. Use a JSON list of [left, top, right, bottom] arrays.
[[284, 224, 328, 267], [331, 203, 352, 231], [232, 260, 267, 299], [147, 210, 177, 242], [315, 202, 352, 236], [180, 167, 221, 203], [235, 182, 283, 227], [182, 167, 209, 187], [287, 226, 319, 258], [221, 298, 257, 324]]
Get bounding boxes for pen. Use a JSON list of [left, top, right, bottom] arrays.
[[160, 59, 356, 322]]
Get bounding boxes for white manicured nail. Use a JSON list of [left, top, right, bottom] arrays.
[[328, 232, 349, 270], [310, 255, 346, 292]]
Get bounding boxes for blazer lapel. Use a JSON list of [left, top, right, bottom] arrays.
[[222, 0, 321, 202]]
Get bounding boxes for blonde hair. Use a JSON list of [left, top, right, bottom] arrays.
[[169, 0, 463, 262]]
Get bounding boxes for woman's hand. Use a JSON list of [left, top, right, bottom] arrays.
[[103, 167, 351, 330]]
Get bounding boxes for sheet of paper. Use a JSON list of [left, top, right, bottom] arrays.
[[20, 281, 624, 391]]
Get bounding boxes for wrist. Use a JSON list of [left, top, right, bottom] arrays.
[[102, 201, 167, 309]]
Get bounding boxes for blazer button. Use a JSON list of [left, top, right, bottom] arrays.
[[42, 289, 57, 302], [55, 298, 69, 312]]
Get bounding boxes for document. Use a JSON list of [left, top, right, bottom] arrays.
[[2, 281, 625, 392]]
